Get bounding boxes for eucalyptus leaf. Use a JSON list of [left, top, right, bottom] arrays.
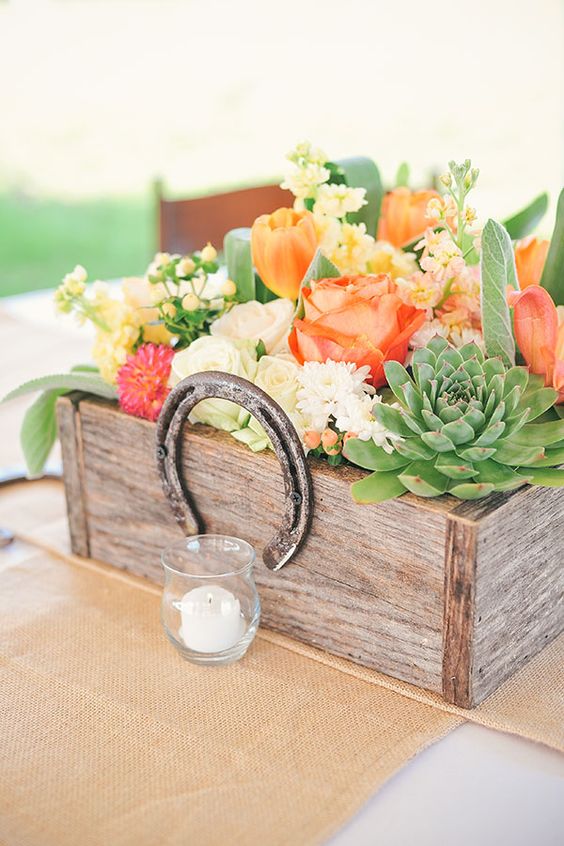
[[300, 248, 341, 288], [224, 227, 255, 302], [540, 187, 564, 305], [502, 193, 549, 240], [3, 372, 117, 403], [20, 389, 66, 477], [480, 219, 517, 367], [337, 156, 383, 234]]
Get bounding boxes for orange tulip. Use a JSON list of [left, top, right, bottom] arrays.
[[251, 207, 318, 299], [512, 285, 564, 403], [377, 187, 439, 247], [514, 236, 550, 289], [288, 274, 426, 388]]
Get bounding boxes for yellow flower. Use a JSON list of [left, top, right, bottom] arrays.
[[122, 276, 173, 345], [368, 241, 418, 280], [90, 289, 141, 383]]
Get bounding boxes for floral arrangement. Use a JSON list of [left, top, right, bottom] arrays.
[[5, 142, 564, 504]]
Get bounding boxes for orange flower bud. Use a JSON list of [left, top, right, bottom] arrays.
[[251, 207, 318, 299], [321, 429, 340, 454], [303, 429, 322, 450]]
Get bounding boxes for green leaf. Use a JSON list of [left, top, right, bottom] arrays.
[[394, 437, 436, 461], [342, 438, 409, 471], [492, 441, 545, 466], [2, 373, 117, 403], [441, 419, 475, 445], [398, 461, 449, 497], [224, 227, 255, 303], [511, 418, 564, 446], [301, 248, 340, 289], [395, 162, 410, 188], [502, 193, 549, 240], [448, 482, 495, 499], [382, 360, 412, 405], [516, 387, 558, 420], [435, 452, 478, 479], [20, 390, 66, 477], [420, 430, 456, 452], [337, 156, 383, 234], [524, 445, 564, 468], [474, 459, 531, 491], [457, 446, 496, 462], [540, 187, 564, 305], [255, 276, 278, 304], [373, 404, 414, 437], [526, 467, 564, 487], [480, 218, 517, 366], [351, 470, 407, 504]]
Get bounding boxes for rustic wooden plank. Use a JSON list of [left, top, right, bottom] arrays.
[[60, 396, 564, 706], [76, 398, 447, 692], [442, 516, 477, 707], [471, 484, 564, 704], [56, 395, 90, 557]]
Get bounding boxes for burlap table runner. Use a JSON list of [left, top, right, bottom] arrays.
[[0, 481, 562, 846]]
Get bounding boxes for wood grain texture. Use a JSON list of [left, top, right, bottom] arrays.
[[442, 517, 477, 707], [471, 484, 564, 704], [72, 398, 447, 692], [56, 395, 90, 557], [57, 396, 564, 706]]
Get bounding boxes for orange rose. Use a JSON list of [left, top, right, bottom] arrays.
[[288, 274, 426, 387], [251, 207, 318, 299], [377, 187, 439, 247], [514, 236, 550, 289]]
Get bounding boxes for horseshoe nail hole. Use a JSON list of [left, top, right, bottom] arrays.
[[478, 667, 484, 675], [477, 615, 482, 622]]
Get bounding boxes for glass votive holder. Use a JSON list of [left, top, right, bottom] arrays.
[[161, 534, 260, 666]]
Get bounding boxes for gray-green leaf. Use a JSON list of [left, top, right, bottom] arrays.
[[337, 156, 383, 234], [480, 219, 516, 367], [2, 372, 117, 403], [20, 390, 66, 477]]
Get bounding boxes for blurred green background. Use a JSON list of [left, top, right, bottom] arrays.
[[1, 0, 562, 299]]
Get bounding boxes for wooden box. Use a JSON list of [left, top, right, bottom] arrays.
[[57, 394, 564, 708]]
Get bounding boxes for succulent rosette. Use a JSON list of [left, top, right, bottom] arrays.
[[344, 337, 564, 503]]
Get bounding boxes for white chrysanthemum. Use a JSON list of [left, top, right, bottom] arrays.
[[296, 360, 373, 432], [281, 163, 330, 199], [313, 184, 367, 218]]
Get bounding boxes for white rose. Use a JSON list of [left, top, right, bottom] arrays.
[[210, 298, 294, 354], [170, 336, 258, 431], [246, 355, 306, 448]]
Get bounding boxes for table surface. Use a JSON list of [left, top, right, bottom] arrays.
[[1, 290, 563, 846]]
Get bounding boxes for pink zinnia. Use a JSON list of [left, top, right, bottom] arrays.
[[117, 343, 175, 422]]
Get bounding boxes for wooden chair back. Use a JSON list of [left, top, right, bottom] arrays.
[[156, 182, 292, 254]]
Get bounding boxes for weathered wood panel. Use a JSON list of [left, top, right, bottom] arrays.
[[56, 396, 564, 706], [74, 398, 447, 692], [471, 484, 564, 703], [57, 395, 90, 557]]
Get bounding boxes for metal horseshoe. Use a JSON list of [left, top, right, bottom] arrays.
[[156, 371, 313, 570]]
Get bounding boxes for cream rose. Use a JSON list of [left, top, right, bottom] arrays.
[[240, 354, 306, 449], [210, 298, 294, 355], [170, 336, 258, 431]]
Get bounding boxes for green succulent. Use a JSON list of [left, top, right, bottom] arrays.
[[344, 337, 564, 503]]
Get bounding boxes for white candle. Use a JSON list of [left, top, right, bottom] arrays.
[[179, 585, 245, 653]]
